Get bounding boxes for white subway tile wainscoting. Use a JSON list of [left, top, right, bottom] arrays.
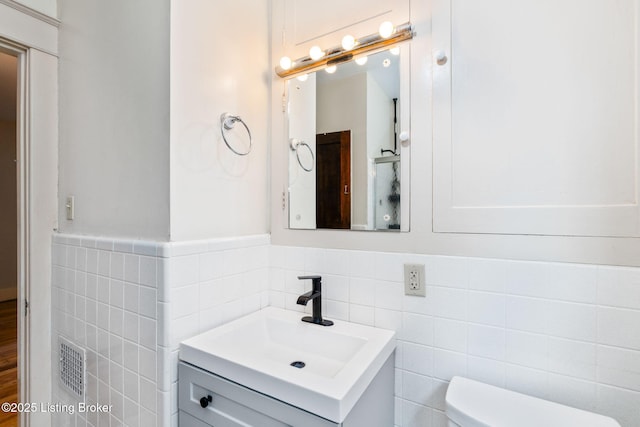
[[51, 234, 269, 427], [51, 235, 640, 427]]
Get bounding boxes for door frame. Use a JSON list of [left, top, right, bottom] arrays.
[[0, 38, 30, 426]]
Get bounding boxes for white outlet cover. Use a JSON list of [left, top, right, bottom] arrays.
[[404, 264, 426, 297]]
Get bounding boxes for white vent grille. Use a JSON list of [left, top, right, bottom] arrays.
[[59, 337, 85, 400]]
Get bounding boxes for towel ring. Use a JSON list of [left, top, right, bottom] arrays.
[[220, 112, 252, 156], [290, 138, 314, 172]]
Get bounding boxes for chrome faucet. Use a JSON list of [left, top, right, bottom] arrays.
[[296, 275, 333, 326]]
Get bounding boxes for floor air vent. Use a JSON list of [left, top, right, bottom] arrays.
[[59, 337, 85, 400]]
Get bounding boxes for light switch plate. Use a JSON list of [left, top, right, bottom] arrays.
[[65, 196, 75, 221]]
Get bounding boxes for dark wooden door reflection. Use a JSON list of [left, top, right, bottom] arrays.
[[316, 131, 351, 229]]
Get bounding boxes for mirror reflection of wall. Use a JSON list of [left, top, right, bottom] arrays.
[[288, 49, 403, 231], [288, 73, 317, 229]]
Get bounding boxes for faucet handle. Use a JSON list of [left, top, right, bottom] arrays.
[[298, 275, 321, 280]]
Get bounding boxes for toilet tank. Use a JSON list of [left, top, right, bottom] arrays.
[[445, 377, 620, 427]]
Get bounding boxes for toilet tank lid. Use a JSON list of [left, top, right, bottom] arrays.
[[445, 377, 620, 427]]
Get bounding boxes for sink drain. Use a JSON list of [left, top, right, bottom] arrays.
[[290, 361, 305, 369]]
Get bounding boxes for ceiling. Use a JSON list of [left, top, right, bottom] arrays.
[[0, 52, 17, 121]]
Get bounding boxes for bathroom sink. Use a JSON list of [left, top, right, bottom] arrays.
[[179, 307, 396, 422]]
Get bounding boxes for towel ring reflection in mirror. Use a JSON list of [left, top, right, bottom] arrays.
[[220, 112, 252, 156], [290, 138, 314, 172]]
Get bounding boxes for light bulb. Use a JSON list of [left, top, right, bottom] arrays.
[[390, 47, 400, 56], [355, 56, 368, 66], [296, 74, 308, 82], [279, 56, 292, 70], [383, 58, 391, 68], [325, 65, 337, 74], [342, 34, 356, 50], [379, 21, 394, 39], [309, 46, 324, 60]]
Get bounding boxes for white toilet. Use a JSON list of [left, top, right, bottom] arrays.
[[445, 377, 621, 427]]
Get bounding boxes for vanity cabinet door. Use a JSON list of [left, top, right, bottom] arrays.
[[179, 363, 339, 427], [432, 0, 640, 237], [180, 412, 215, 427]]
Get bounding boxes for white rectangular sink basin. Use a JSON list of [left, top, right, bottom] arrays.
[[179, 307, 396, 423]]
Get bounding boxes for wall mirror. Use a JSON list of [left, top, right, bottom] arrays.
[[286, 46, 410, 231]]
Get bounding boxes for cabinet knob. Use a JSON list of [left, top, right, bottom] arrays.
[[200, 395, 212, 408], [435, 50, 448, 65]]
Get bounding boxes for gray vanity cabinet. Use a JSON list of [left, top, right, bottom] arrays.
[[178, 354, 394, 427]]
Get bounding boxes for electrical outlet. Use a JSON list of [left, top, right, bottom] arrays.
[[404, 264, 426, 297]]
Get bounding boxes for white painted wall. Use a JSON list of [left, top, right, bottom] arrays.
[[58, 0, 171, 240], [58, 0, 271, 242], [169, 0, 270, 241]]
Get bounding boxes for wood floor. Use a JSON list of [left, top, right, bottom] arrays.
[[0, 300, 17, 427]]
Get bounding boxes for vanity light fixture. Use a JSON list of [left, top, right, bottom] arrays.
[[355, 56, 368, 66], [325, 65, 337, 74], [378, 21, 395, 39], [279, 56, 293, 70], [309, 46, 325, 61], [275, 21, 414, 78], [341, 34, 356, 50]]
